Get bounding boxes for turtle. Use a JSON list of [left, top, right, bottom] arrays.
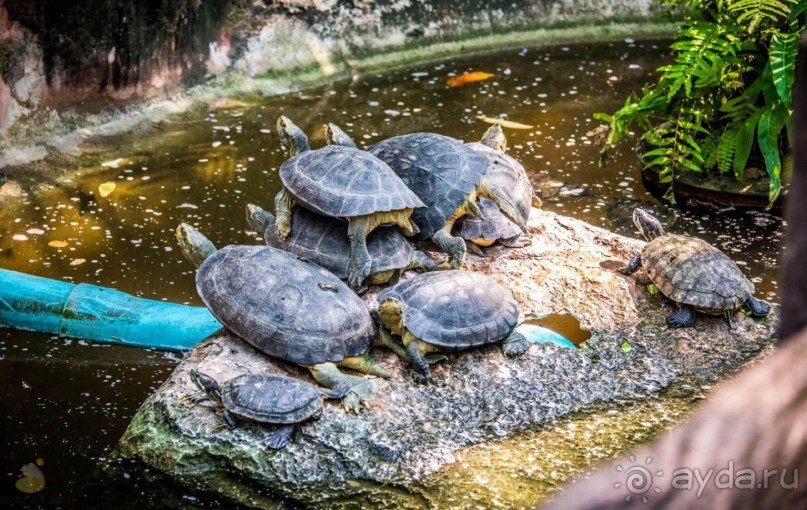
[[373, 270, 529, 381], [353, 127, 525, 269], [176, 223, 390, 412], [618, 208, 771, 328], [466, 123, 536, 228], [452, 197, 528, 256], [274, 116, 424, 291], [246, 203, 446, 293], [189, 370, 350, 449]]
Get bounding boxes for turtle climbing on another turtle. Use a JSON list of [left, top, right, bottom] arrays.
[[373, 270, 528, 381], [338, 127, 525, 269], [274, 116, 424, 290], [189, 370, 349, 449], [175, 223, 389, 413], [618, 208, 771, 328], [449, 123, 536, 254], [247, 204, 446, 293], [452, 197, 528, 256]]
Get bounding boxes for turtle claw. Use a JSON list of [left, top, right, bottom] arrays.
[[340, 379, 373, 414]]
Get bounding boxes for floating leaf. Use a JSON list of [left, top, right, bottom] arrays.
[[621, 342, 633, 353], [48, 240, 69, 248], [475, 116, 534, 130], [101, 158, 124, 168], [447, 71, 494, 87], [69, 258, 86, 266], [98, 182, 117, 198]]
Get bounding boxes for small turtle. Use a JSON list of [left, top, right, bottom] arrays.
[[452, 197, 528, 256], [374, 270, 528, 381], [247, 203, 445, 292], [618, 208, 771, 328], [189, 370, 349, 449], [352, 127, 524, 268], [274, 116, 424, 290], [176, 223, 389, 412]]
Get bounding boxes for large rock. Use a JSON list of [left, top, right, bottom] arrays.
[[116, 209, 777, 508]]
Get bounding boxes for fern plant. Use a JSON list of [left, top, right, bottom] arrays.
[[596, 0, 806, 205]]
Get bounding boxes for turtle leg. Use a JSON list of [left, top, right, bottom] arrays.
[[375, 325, 410, 361], [666, 305, 696, 328], [477, 178, 525, 228], [347, 216, 374, 290], [263, 424, 296, 450], [617, 254, 642, 275], [431, 229, 467, 269], [502, 331, 529, 356], [274, 189, 296, 240], [307, 363, 374, 414], [404, 333, 439, 383], [222, 410, 239, 429], [319, 382, 351, 399], [338, 354, 391, 378], [501, 234, 530, 248], [387, 210, 419, 237], [408, 250, 449, 272], [745, 295, 771, 317], [465, 240, 486, 257]]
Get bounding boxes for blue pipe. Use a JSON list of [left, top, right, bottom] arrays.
[[0, 268, 221, 351]]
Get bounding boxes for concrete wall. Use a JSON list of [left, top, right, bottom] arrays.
[[0, 0, 666, 140]]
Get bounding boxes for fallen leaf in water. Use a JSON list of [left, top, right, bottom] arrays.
[[475, 116, 534, 129], [101, 158, 124, 168], [447, 71, 494, 87], [48, 240, 69, 248], [98, 182, 116, 198], [70, 258, 86, 266]]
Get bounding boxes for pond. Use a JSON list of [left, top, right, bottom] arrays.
[[0, 39, 784, 507]]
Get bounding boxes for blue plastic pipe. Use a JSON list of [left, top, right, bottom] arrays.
[[0, 268, 221, 351]]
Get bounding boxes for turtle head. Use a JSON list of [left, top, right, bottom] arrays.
[[190, 369, 223, 405], [246, 203, 274, 234], [632, 208, 665, 241], [277, 116, 310, 156], [323, 123, 357, 148], [377, 298, 405, 335], [480, 123, 507, 153], [176, 223, 218, 268]]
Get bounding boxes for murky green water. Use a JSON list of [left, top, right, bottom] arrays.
[[0, 40, 784, 507]]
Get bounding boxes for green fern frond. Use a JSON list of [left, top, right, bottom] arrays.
[[726, 0, 795, 32]]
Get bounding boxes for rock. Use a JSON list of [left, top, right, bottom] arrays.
[[116, 209, 777, 508]]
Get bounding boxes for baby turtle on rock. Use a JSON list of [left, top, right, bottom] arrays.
[[374, 270, 528, 381], [176, 223, 388, 412], [619, 208, 771, 328], [189, 370, 349, 449], [274, 116, 424, 290]]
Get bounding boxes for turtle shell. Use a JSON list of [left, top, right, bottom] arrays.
[[196, 245, 376, 365], [377, 270, 519, 350], [466, 142, 533, 227], [222, 374, 321, 424], [642, 234, 754, 313], [452, 197, 522, 242], [262, 207, 414, 280], [368, 133, 488, 240], [279, 145, 423, 218]]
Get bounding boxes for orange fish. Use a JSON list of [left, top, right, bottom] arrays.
[[446, 71, 494, 87]]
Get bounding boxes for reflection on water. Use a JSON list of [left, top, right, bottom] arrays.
[[0, 39, 784, 506]]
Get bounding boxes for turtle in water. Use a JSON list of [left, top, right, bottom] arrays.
[[189, 370, 349, 449], [274, 116, 424, 290], [247, 203, 445, 292], [176, 223, 389, 412], [618, 208, 771, 328], [341, 127, 526, 268], [452, 197, 528, 256], [374, 270, 529, 381]]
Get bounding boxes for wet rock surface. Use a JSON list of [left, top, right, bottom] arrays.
[[116, 209, 777, 508]]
